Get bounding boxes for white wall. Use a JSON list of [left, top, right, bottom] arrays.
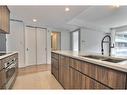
[[6, 20, 25, 67], [80, 27, 108, 55], [61, 31, 70, 50]]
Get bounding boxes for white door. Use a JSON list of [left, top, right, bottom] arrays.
[[25, 27, 36, 66], [37, 28, 47, 64]]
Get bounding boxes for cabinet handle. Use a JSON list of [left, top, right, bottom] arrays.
[[26, 48, 29, 51]]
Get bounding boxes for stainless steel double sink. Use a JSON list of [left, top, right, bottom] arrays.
[[81, 55, 126, 63]]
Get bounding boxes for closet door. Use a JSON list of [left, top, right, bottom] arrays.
[[25, 27, 36, 66], [37, 28, 47, 64]]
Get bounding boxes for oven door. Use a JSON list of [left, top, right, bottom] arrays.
[[5, 60, 17, 89]]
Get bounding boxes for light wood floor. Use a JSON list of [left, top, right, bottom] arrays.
[[13, 64, 63, 89], [18, 64, 51, 76]]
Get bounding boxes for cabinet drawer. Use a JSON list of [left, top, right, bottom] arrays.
[[51, 58, 58, 69], [69, 67, 82, 89], [81, 73, 109, 89], [52, 67, 59, 80], [95, 66, 126, 89], [81, 61, 126, 89], [81, 61, 96, 79], [70, 58, 82, 72], [59, 55, 65, 65], [52, 53, 59, 59]]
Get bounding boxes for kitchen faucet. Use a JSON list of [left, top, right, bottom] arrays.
[[101, 35, 114, 56]]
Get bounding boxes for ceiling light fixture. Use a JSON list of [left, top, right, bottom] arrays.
[[65, 7, 70, 12], [112, 1, 120, 8], [33, 19, 37, 22], [113, 4, 120, 8]]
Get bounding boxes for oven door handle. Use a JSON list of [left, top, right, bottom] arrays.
[[5, 62, 16, 72]]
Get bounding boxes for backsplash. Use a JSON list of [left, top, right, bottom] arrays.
[[0, 33, 6, 51]]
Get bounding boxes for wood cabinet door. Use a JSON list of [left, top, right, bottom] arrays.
[[81, 73, 109, 89], [0, 6, 10, 33], [70, 67, 82, 89], [70, 58, 82, 71], [59, 55, 70, 89], [51, 54, 59, 80], [63, 57, 70, 89], [0, 69, 6, 88], [81, 61, 127, 89], [59, 55, 64, 86], [95, 65, 126, 89]]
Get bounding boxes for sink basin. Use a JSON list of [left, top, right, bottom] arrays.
[[82, 55, 107, 60], [103, 58, 126, 63], [81, 55, 126, 63]]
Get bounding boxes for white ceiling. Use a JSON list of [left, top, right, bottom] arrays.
[[8, 6, 89, 31], [8, 6, 127, 32]]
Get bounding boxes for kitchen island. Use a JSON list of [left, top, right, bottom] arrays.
[[51, 50, 127, 89]]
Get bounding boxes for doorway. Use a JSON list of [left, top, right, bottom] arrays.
[[71, 30, 80, 51], [51, 32, 61, 51]]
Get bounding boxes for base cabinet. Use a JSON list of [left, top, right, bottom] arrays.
[[51, 52, 127, 89], [69, 67, 82, 89]]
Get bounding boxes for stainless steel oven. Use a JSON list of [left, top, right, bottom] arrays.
[[4, 58, 17, 89]]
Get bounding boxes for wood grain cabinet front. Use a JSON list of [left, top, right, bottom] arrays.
[[59, 55, 70, 89], [51, 52, 127, 89], [95, 65, 126, 89], [81, 61, 127, 89], [81, 73, 109, 89], [51, 53, 59, 80], [0, 6, 10, 34], [70, 58, 82, 71], [69, 67, 82, 89], [0, 69, 6, 88]]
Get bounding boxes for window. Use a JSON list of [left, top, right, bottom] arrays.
[[71, 30, 80, 51], [115, 31, 127, 56]]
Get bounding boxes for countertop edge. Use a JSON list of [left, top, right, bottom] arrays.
[[0, 51, 18, 60]]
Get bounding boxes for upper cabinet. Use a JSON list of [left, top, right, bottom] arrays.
[[0, 6, 10, 34]]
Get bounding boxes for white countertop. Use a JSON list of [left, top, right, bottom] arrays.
[[52, 50, 127, 73], [0, 51, 18, 60]]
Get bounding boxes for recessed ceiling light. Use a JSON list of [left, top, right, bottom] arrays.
[[65, 7, 70, 12], [33, 19, 37, 22], [113, 5, 120, 8], [112, 2, 120, 8]]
